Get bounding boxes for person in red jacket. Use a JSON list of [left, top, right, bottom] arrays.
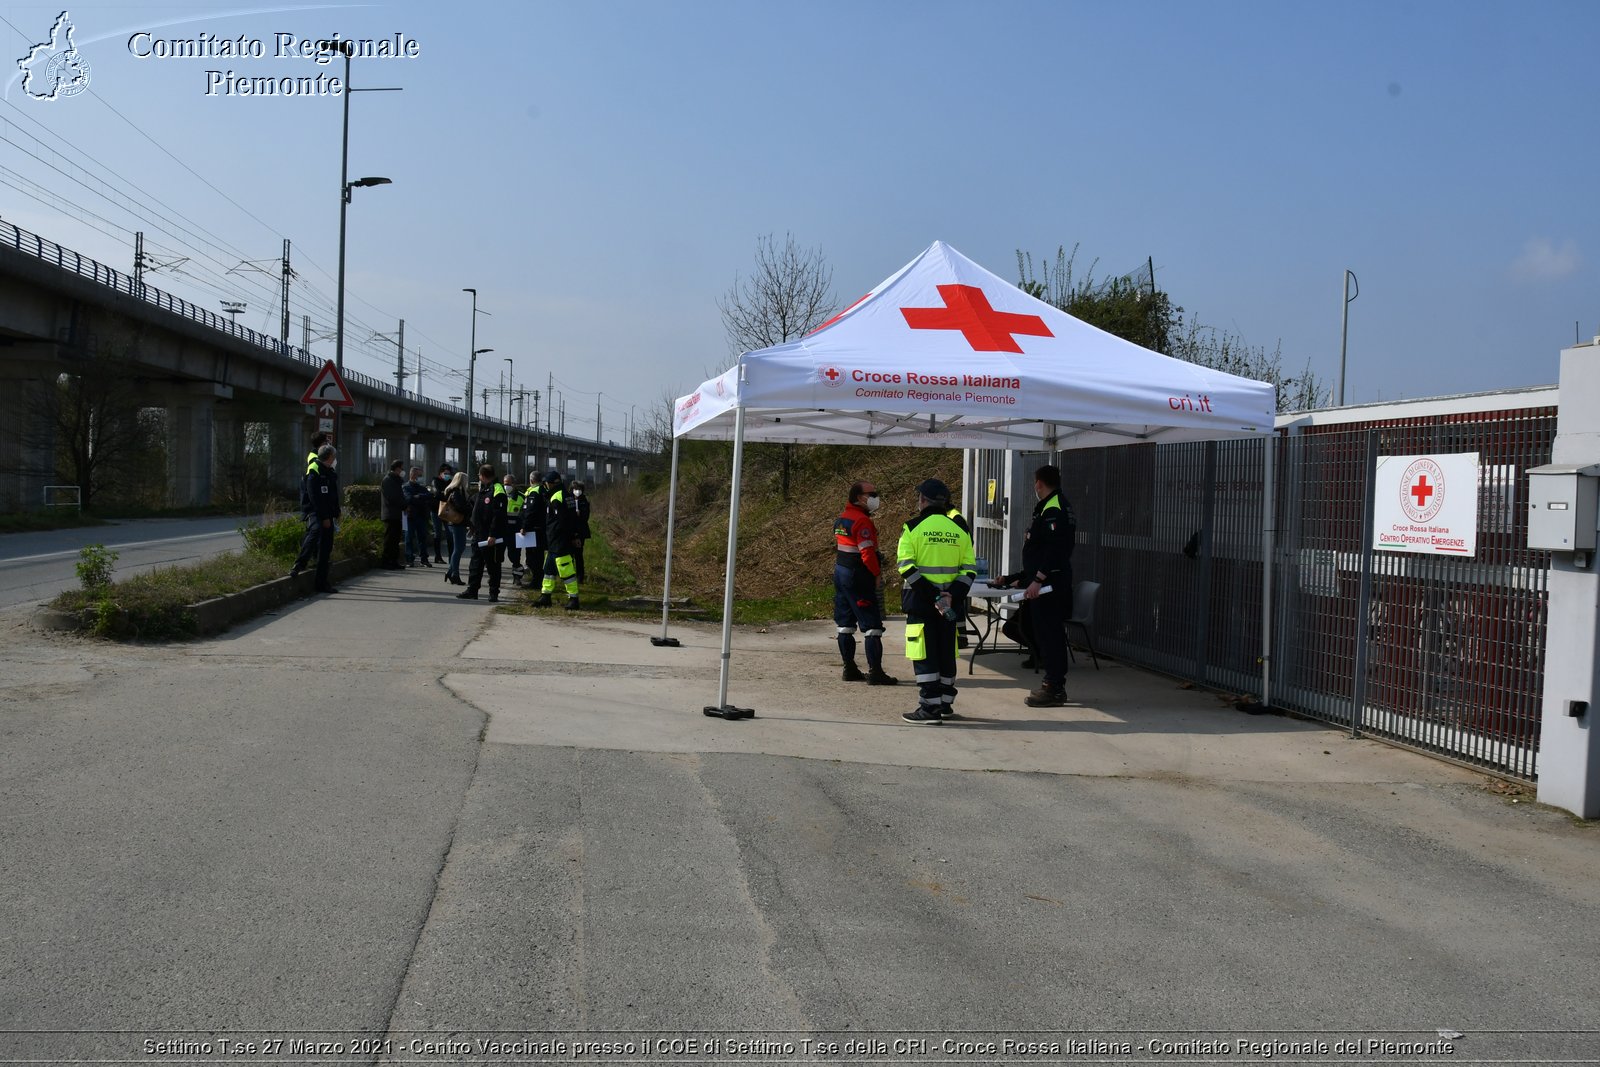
[[833, 480, 898, 685]]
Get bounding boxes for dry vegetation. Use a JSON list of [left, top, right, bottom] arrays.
[[594, 442, 963, 609]]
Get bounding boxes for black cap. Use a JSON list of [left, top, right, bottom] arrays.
[[915, 478, 950, 503], [544, 469, 562, 482]]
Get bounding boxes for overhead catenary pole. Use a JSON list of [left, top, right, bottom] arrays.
[[280, 239, 291, 346], [393, 319, 405, 393]]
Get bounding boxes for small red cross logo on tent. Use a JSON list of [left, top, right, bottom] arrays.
[[819, 365, 844, 387], [300, 360, 354, 407], [1409, 475, 1434, 509], [901, 284, 1053, 353]]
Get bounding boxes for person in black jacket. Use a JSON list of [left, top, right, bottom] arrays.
[[994, 463, 1077, 707], [402, 466, 434, 567], [379, 459, 406, 569], [430, 463, 454, 564], [300, 444, 341, 593], [456, 463, 507, 602], [514, 472, 546, 588], [533, 470, 580, 609], [569, 479, 592, 583]]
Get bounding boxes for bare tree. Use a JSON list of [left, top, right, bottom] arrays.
[[34, 320, 164, 508], [717, 234, 836, 498], [718, 233, 836, 359]]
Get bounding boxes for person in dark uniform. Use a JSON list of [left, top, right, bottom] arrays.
[[832, 480, 897, 685], [514, 472, 546, 588], [895, 479, 975, 724], [995, 463, 1077, 707], [288, 433, 332, 578], [569, 480, 592, 583], [379, 459, 406, 569], [301, 444, 341, 593], [533, 470, 580, 610], [456, 463, 507, 602]]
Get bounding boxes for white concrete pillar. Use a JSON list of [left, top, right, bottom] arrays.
[[1537, 339, 1600, 818]]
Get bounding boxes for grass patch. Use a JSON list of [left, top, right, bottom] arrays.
[[721, 582, 836, 625], [49, 515, 385, 640]]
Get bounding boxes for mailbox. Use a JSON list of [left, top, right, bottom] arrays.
[[1527, 463, 1600, 551]]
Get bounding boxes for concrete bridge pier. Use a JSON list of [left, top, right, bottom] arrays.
[[413, 432, 447, 479], [165, 382, 231, 508]]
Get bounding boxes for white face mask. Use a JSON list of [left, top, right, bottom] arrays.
[[573, 489, 583, 497], [865, 494, 881, 514]]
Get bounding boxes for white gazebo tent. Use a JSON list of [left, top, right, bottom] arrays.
[[657, 241, 1278, 715]]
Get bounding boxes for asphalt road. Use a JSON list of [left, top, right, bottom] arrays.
[[2, 568, 1596, 1066], [0, 516, 249, 613]]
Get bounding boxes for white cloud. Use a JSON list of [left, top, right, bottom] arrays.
[[1510, 237, 1582, 282]]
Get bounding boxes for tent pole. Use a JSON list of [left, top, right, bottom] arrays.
[[1260, 432, 1276, 707], [651, 436, 682, 647], [707, 404, 752, 718]]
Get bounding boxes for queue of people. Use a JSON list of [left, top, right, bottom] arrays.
[[833, 465, 1077, 725], [290, 449, 597, 607]]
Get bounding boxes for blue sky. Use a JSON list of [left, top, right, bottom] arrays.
[[3, 0, 1596, 439]]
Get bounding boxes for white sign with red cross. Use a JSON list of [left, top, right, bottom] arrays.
[[1373, 452, 1480, 556]]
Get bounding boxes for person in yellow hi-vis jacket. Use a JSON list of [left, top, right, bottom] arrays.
[[533, 470, 581, 610], [895, 479, 976, 725]]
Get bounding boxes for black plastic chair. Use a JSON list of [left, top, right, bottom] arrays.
[[1065, 580, 1101, 670]]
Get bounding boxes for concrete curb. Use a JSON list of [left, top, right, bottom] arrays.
[[31, 557, 373, 637]]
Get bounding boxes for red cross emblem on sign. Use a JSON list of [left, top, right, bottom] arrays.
[[901, 284, 1053, 353], [1410, 475, 1434, 509]]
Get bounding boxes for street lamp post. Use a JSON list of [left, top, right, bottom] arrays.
[[320, 37, 398, 458], [462, 286, 492, 468], [1337, 269, 1359, 406]]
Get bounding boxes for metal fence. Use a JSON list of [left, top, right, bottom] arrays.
[[1055, 406, 1554, 780]]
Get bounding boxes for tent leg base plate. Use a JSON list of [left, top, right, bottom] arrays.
[[703, 705, 755, 721], [651, 636, 681, 647]]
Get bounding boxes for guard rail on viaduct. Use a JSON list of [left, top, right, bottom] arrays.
[[0, 221, 646, 509]]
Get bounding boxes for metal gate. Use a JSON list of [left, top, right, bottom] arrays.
[[1048, 405, 1554, 780]]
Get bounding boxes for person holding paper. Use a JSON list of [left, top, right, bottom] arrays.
[[995, 464, 1077, 707], [456, 463, 508, 602], [513, 472, 546, 588]]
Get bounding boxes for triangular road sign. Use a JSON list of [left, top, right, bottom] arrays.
[[300, 360, 355, 407]]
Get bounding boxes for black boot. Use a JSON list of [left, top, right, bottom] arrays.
[[533, 593, 552, 607], [867, 667, 899, 686], [841, 663, 866, 682], [565, 596, 580, 610]]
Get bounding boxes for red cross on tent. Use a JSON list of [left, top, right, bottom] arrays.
[[901, 283, 1053, 353]]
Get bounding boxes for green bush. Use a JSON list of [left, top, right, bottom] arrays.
[[343, 484, 381, 518], [75, 544, 119, 592], [241, 515, 385, 564], [240, 516, 305, 562], [333, 518, 384, 563]]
